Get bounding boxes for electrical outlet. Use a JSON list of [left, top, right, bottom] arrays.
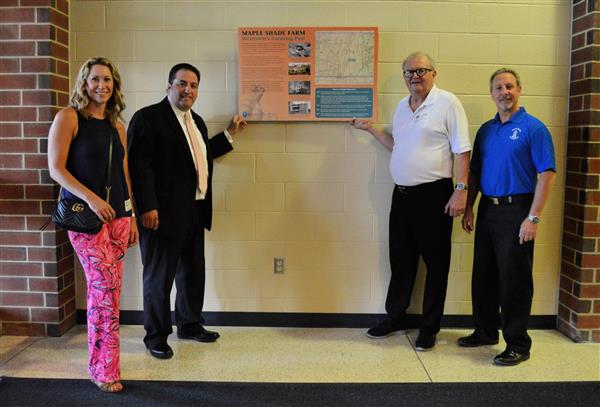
[[274, 257, 285, 274]]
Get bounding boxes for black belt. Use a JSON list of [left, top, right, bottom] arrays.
[[483, 194, 533, 205], [396, 185, 417, 194], [395, 178, 451, 194]]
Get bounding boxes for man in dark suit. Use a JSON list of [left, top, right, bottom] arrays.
[[127, 63, 246, 359]]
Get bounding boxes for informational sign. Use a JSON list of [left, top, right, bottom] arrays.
[[238, 27, 378, 122]]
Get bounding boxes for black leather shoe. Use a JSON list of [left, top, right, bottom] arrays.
[[365, 319, 407, 339], [415, 334, 436, 351], [147, 342, 173, 359], [493, 349, 530, 366], [458, 332, 499, 347], [177, 326, 220, 343]]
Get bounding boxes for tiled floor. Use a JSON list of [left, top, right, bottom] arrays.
[[1, 326, 599, 383]]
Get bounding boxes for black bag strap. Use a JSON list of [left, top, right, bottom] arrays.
[[104, 128, 114, 203]]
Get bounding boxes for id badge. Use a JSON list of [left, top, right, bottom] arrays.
[[124, 199, 132, 212]]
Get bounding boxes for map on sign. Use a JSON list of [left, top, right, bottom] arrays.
[[238, 26, 378, 121], [315, 31, 376, 85]]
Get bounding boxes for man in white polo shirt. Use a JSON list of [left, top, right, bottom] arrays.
[[352, 51, 471, 351]]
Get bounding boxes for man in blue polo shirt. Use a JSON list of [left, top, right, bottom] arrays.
[[458, 68, 556, 366]]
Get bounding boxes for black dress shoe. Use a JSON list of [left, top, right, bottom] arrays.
[[458, 332, 499, 347], [147, 342, 173, 359], [415, 334, 436, 352], [365, 319, 407, 339], [493, 349, 530, 366], [177, 326, 220, 343]]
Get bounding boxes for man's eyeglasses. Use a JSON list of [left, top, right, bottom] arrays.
[[403, 68, 433, 78]]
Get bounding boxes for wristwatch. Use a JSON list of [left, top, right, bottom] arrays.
[[455, 182, 468, 191], [527, 214, 540, 224]]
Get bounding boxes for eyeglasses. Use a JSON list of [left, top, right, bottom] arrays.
[[403, 68, 433, 78]]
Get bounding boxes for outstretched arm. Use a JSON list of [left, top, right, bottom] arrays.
[[350, 119, 394, 151]]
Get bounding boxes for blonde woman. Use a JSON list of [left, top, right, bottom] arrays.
[[48, 57, 138, 393]]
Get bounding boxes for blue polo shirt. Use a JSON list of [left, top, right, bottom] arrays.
[[471, 107, 556, 197]]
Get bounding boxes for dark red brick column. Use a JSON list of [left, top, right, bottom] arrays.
[[561, 0, 600, 343], [0, 0, 75, 336]]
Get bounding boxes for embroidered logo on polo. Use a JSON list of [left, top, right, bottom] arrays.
[[414, 112, 429, 122], [510, 128, 521, 140]]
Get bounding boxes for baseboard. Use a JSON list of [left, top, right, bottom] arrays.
[[76, 310, 557, 329]]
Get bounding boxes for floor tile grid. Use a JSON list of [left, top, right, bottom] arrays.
[[1, 327, 599, 383]]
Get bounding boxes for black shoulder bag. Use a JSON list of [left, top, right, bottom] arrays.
[[46, 130, 114, 234]]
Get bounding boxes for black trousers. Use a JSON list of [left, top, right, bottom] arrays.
[[139, 201, 207, 347], [471, 197, 534, 354], [385, 178, 453, 336]]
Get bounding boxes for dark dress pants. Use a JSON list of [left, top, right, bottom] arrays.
[[385, 178, 453, 336], [139, 201, 207, 347], [471, 198, 534, 354]]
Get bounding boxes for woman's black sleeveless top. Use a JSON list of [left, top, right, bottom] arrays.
[[61, 111, 131, 218]]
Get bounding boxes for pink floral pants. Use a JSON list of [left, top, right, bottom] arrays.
[[68, 217, 130, 384]]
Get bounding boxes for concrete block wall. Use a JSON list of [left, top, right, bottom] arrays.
[[65, 0, 570, 316]]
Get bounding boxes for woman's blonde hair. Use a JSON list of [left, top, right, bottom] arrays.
[[69, 57, 125, 127]]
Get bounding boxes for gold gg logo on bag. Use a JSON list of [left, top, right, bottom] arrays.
[[71, 203, 85, 213]]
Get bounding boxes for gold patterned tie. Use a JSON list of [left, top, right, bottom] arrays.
[[183, 112, 208, 194]]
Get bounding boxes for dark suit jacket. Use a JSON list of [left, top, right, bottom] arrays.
[[127, 97, 233, 237]]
